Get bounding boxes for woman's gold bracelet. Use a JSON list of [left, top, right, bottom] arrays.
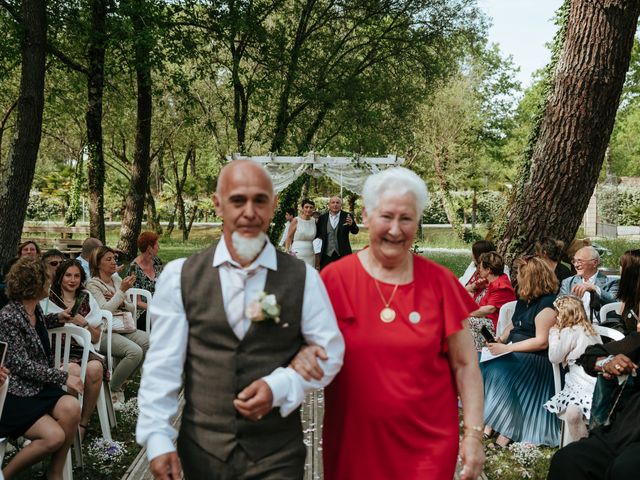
[[462, 433, 483, 443], [463, 424, 484, 434]]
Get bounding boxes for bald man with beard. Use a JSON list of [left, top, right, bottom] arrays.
[[136, 160, 344, 480]]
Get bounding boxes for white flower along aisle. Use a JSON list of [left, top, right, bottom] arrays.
[[228, 152, 404, 480]]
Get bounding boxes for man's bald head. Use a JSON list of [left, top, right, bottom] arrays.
[[216, 160, 273, 197]]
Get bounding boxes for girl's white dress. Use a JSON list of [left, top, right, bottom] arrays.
[[544, 325, 601, 420], [290, 217, 317, 266]]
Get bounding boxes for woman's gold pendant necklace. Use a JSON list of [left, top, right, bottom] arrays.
[[375, 280, 399, 323]]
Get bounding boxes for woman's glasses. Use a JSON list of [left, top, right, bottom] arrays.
[[47, 260, 61, 267]]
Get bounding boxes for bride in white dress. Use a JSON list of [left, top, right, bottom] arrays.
[[285, 199, 317, 266]]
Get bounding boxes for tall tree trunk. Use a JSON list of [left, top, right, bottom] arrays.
[[145, 182, 162, 234], [0, 0, 47, 267], [86, 0, 107, 241], [118, 3, 153, 258], [269, 0, 314, 153], [498, 0, 640, 264], [64, 156, 84, 226]]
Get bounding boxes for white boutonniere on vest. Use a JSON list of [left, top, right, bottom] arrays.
[[246, 292, 281, 324]]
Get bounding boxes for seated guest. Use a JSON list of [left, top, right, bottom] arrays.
[[481, 256, 559, 447], [535, 237, 572, 284], [42, 249, 66, 280], [86, 246, 149, 409], [459, 240, 509, 302], [42, 259, 106, 440], [467, 252, 517, 351], [0, 257, 82, 479], [125, 231, 162, 330], [18, 240, 41, 259], [77, 237, 103, 279], [615, 249, 640, 335], [543, 295, 601, 442], [548, 333, 640, 480], [560, 246, 619, 322]]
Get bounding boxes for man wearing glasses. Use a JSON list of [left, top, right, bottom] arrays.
[[559, 246, 619, 321]]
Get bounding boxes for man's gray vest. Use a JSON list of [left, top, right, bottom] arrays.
[[326, 215, 340, 256], [180, 244, 306, 461]]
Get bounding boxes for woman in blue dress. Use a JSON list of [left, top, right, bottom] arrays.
[[481, 256, 560, 447]]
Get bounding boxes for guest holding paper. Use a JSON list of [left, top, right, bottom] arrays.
[[291, 167, 485, 480], [481, 256, 560, 447], [42, 259, 106, 440]]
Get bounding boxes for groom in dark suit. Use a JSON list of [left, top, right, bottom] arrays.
[[316, 196, 359, 269]]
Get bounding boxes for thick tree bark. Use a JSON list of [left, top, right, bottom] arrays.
[[0, 0, 47, 267], [498, 0, 640, 263], [269, 0, 315, 153], [86, 0, 107, 242], [145, 182, 162, 234], [118, 4, 152, 258]]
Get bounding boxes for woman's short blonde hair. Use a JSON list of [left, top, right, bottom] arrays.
[[5, 257, 48, 301], [553, 295, 596, 336], [516, 256, 559, 301]]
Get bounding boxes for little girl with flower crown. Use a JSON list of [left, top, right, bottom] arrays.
[[544, 295, 602, 441]]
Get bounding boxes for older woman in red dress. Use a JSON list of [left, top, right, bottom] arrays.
[[292, 167, 485, 480]]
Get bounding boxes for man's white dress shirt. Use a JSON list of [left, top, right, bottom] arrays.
[[136, 238, 344, 462], [578, 273, 600, 316]]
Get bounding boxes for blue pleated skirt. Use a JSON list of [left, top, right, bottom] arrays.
[[481, 351, 560, 446]]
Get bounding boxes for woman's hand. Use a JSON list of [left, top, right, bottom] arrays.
[[66, 374, 84, 395], [0, 366, 9, 386], [69, 314, 87, 327], [120, 274, 136, 292], [57, 309, 72, 324], [290, 345, 327, 381], [487, 342, 510, 355], [460, 436, 485, 480], [603, 354, 637, 377]]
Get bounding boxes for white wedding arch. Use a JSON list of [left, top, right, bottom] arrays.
[[227, 152, 405, 195]]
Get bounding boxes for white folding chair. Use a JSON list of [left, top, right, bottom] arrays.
[[495, 300, 517, 338], [553, 325, 625, 448], [594, 325, 625, 342], [126, 288, 153, 332], [50, 324, 92, 474], [96, 310, 117, 435], [0, 377, 10, 465], [599, 302, 623, 326]]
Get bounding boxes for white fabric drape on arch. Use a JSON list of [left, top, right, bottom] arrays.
[[263, 162, 381, 194]]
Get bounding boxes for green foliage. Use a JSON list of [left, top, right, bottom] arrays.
[[596, 185, 619, 224], [26, 194, 66, 221], [269, 174, 308, 245]]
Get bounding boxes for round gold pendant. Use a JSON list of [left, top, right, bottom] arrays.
[[380, 307, 396, 323]]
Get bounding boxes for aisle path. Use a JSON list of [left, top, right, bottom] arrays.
[[123, 391, 487, 480]]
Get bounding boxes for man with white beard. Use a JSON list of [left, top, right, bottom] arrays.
[[136, 159, 345, 480]]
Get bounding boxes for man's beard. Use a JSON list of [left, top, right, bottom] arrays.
[[231, 231, 267, 263]]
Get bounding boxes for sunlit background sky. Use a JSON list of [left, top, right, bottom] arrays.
[[478, 0, 564, 88]]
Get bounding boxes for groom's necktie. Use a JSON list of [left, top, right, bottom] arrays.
[[226, 263, 259, 340]]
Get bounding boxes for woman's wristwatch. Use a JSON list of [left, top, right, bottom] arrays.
[[596, 355, 615, 372]]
